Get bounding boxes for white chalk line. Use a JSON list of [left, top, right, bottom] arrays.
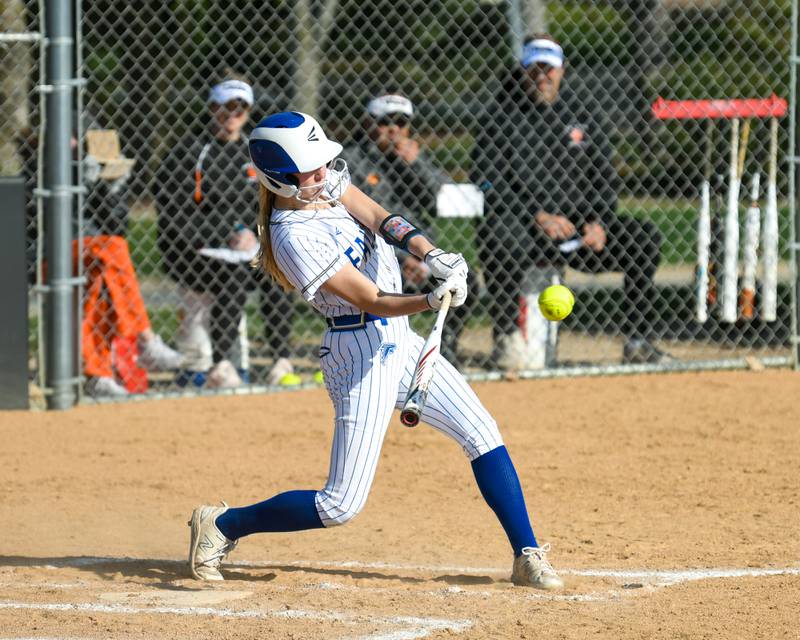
[[15, 556, 800, 577], [565, 566, 800, 584], [229, 558, 800, 585], [0, 601, 471, 640], [7, 555, 800, 586], [0, 576, 615, 605], [224, 576, 616, 603], [3, 558, 797, 639], [0, 582, 88, 589], [0, 573, 617, 604]]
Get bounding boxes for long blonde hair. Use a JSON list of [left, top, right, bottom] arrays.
[[255, 184, 294, 292]]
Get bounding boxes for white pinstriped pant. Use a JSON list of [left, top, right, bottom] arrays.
[[315, 316, 504, 527]]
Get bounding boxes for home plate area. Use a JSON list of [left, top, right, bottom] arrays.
[[0, 556, 798, 639], [2, 373, 799, 638]]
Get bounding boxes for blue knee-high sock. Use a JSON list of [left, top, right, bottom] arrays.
[[215, 490, 324, 540], [471, 446, 538, 556]]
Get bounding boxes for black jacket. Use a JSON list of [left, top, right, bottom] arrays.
[[472, 78, 619, 252], [155, 135, 258, 289]]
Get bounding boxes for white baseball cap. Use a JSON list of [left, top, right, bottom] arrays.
[[366, 94, 414, 119], [520, 39, 564, 69], [208, 79, 254, 106]]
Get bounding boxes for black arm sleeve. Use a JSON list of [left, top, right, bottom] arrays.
[[379, 214, 423, 251]]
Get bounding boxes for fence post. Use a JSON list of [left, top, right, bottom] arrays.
[[0, 177, 29, 409], [43, 0, 76, 409], [791, 0, 800, 370]]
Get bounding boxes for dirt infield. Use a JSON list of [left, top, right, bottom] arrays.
[[1, 370, 799, 639]]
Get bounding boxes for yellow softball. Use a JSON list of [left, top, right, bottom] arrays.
[[538, 284, 575, 322], [279, 372, 302, 387]]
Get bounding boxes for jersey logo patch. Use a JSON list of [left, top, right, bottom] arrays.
[[344, 236, 371, 268], [379, 342, 397, 364]]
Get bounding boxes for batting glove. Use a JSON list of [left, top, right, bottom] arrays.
[[424, 249, 468, 283], [426, 275, 468, 310]]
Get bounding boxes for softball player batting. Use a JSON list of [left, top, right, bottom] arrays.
[[187, 111, 563, 590]]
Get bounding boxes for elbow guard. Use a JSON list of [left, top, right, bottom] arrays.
[[379, 214, 423, 252]]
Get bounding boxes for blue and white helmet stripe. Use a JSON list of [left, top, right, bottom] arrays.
[[520, 39, 564, 69], [249, 111, 343, 198]]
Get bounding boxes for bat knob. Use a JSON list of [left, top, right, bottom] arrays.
[[400, 410, 420, 427]]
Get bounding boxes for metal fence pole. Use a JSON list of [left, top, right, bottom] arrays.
[[43, 0, 76, 408], [791, 0, 800, 370], [506, 0, 524, 60]]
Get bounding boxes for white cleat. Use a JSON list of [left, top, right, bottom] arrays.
[[206, 360, 244, 389], [495, 330, 528, 371], [188, 502, 238, 581], [511, 543, 564, 590], [266, 357, 295, 386], [85, 376, 129, 398], [137, 334, 184, 371]]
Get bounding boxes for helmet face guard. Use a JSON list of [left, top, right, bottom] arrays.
[[249, 112, 343, 203], [288, 157, 350, 204]]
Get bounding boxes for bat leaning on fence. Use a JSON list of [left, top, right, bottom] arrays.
[[762, 116, 779, 322], [400, 290, 452, 428], [696, 121, 714, 323], [740, 172, 761, 320], [722, 117, 750, 323]]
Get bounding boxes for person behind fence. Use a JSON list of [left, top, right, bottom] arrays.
[[21, 128, 183, 398], [340, 91, 474, 367], [155, 72, 298, 389], [471, 34, 671, 368]]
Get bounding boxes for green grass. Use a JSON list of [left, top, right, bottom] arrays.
[[623, 201, 698, 264], [127, 214, 483, 275], [128, 200, 796, 276], [621, 198, 795, 264], [30, 198, 793, 370], [147, 306, 180, 344], [128, 215, 162, 277], [120, 200, 794, 350]]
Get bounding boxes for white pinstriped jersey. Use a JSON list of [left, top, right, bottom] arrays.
[[270, 172, 402, 318], [267, 169, 502, 528]]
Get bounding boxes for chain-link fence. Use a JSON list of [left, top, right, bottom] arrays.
[[3, 0, 798, 405]]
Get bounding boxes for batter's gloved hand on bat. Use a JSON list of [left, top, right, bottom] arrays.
[[424, 249, 468, 283], [427, 275, 468, 310]]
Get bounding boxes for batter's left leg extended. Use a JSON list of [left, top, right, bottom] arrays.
[[396, 331, 563, 590]]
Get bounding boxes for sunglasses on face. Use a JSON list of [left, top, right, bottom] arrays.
[[215, 100, 250, 115], [526, 62, 557, 77], [375, 114, 410, 128]]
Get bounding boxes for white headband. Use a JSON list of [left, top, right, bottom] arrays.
[[520, 39, 564, 69], [208, 80, 254, 106], [366, 94, 414, 119]]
